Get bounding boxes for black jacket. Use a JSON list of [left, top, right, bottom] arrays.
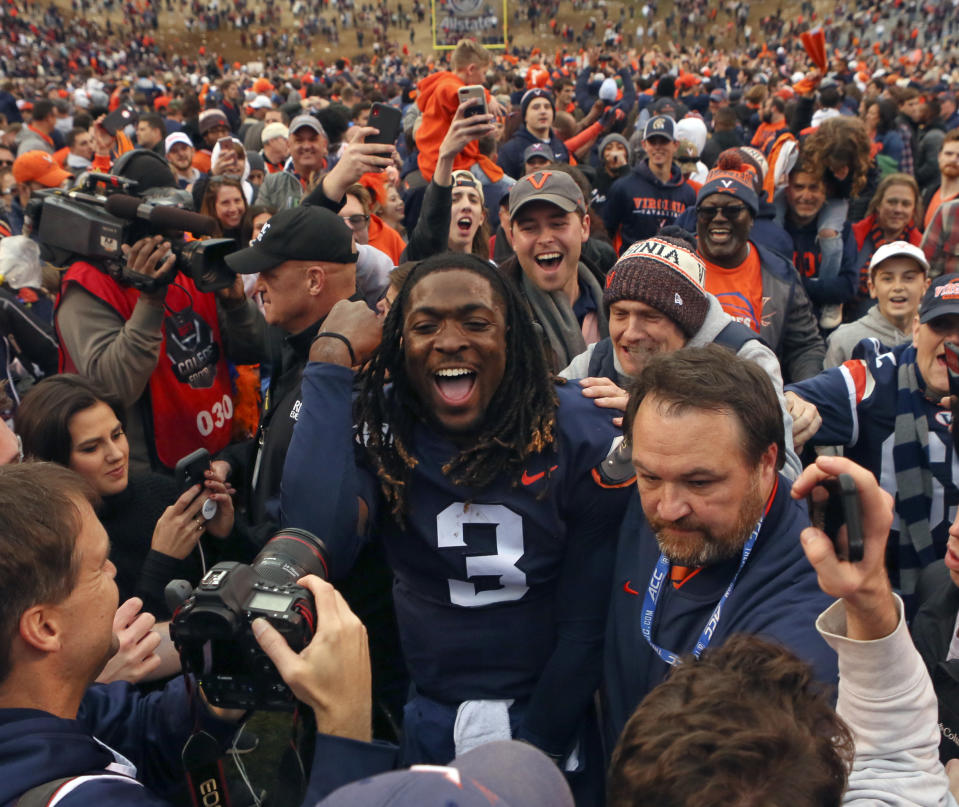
[[221, 316, 335, 553], [912, 560, 959, 763]]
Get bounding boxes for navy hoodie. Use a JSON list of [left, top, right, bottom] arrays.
[[497, 126, 569, 181], [603, 160, 696, 252], [0, 677, 236, 806], [603, 477, 838, 750]]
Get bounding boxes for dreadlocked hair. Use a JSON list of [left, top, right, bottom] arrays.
[[354, 251, 559, 521]]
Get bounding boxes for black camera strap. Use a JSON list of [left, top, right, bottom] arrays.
[[269, 707, 315, 807], [182, 730, 233, 807], [181, 676, 234, 807]]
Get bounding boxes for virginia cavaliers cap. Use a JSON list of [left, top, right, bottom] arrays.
[[225, 206, 357, 274], [509, 169, 586, 219], [919, 272, 959, 324]]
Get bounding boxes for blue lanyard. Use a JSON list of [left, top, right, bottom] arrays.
[[641, 515, 764, 665]]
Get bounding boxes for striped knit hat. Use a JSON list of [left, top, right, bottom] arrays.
[[603, 236, 709, 336]]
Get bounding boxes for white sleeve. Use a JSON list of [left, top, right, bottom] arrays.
[[816, 597, 958, 807]]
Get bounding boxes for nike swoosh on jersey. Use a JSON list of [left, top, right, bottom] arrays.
[[521, 465, 559, 486], [623, 580, 640, 596]]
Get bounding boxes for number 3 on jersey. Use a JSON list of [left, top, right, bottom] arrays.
[[436, 503, 529, 607]]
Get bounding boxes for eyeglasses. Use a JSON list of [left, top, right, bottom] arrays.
[[0, 160, 12, 167], [341, 214, 370, 228], [697, 204, 749, 221]]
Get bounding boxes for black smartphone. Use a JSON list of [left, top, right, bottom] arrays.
[[944, 341, 959, 452], [366, 102, 402, 146], [100, 103, 138, 136], [457, 84, 488, 118], [174, 448, 217, 519], [807, 473, 864, 562]]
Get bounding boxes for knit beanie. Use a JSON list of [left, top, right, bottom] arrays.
[[721, 147, 768, 194], [603, 236, 709, 337], [696, 152, 759, 216], [598, 133, 632, 165], [520, 88, 555, 121], [198, 109, 229, 134]]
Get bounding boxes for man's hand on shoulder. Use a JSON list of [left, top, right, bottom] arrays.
[[579, 376, 628, 427]]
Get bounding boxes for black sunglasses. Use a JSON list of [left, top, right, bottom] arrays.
[[697, 203, 749, 221]]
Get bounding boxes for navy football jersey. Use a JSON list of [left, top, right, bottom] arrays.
[[283, 364, 634, 754], [359, 381, 633, 703]]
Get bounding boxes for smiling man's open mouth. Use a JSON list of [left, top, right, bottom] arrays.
[[434, 367, 477, 403], [535, 251, 563, 269], [708, 226, 732, 244]]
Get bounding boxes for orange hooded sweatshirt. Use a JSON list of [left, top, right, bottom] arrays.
[[415, 70, 504, 183], [368, 214, 407, 265]]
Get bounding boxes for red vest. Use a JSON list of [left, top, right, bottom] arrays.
[[57, 262, 235, 468]]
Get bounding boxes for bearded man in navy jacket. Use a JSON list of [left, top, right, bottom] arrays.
[[603, 345, 837, 749]]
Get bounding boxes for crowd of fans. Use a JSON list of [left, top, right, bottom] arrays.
[[5, 0, 959, 800]]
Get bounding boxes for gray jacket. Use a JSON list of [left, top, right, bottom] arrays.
[[824, 305, 913, 369], [15, 127, 54, 156], [561, 294, 803, 480]]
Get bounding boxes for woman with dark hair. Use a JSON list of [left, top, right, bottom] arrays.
[[16, 374, 235, 618], [243, 203, 276, 244], [863, 97, 906, 174], [200, 176, 249, 242]]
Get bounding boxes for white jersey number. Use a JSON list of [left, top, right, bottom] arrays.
[[435, 503, 529, 607]]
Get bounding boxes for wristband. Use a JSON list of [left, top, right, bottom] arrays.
[[313, 331, 356, 365]]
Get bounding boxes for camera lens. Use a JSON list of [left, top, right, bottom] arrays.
[[252, 527, 330, 585]]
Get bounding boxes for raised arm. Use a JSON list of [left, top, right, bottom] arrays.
[[280, 300, 383, 579]]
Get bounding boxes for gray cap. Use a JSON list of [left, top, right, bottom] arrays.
[[523, 142, 554, 163], [508, 170, 586, 219], [289, 113, 326, 138]]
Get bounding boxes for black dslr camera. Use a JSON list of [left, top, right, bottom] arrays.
[[26, 171, 238, 294], [168, 528, 330, 711]]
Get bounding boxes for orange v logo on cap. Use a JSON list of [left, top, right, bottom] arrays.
[[526, 171, 553, 190]]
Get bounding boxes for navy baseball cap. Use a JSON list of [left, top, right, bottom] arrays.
[[225, 206, 357, 274], [643, 115, 676, 141], [317, 741, 574, 807], [919, 272, 959, 324]]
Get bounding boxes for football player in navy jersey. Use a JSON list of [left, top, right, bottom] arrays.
[[278, 251, 633, 773], [786, 272, 959, 610]]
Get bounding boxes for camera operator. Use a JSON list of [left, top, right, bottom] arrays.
[[0, 462, 395, 806], [54, 151, 265, 474]]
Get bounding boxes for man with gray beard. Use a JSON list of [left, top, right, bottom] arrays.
[[602, 345, 837, 751]]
